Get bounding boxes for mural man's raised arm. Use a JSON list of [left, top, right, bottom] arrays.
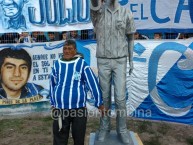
[[90, 0, 102, 11]]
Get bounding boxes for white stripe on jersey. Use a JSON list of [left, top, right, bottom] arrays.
[[69, 61, 77, 109], [54, 63, 59, 108], [76, 60, 84, 108], [61, 63, 68, 109]]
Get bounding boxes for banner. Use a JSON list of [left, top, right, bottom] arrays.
[[125, 0, 193, 33], [0, 0, 92, 33], [0, 41, 92, 104], [130, 40, 193, 124], [0, 0, 192, 33], [0, 40, 193, 125], [76, 40, 193, 125]]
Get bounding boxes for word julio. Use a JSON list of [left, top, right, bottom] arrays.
[[28, 0, 90, 25]]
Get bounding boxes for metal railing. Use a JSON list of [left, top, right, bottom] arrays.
[[0, 30, 192, 43]]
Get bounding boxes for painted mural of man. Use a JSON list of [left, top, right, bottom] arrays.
[[0, 48, 46, 99], [0, 0, 29, 30]]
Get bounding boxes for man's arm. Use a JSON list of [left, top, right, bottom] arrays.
[[49, 66, 57, 107], [126, 34, 134, 75], [84, 66, 105, 115], [90, 0, 102, 27], [125, 8, 136, 75], [84, 66, 103, 107]]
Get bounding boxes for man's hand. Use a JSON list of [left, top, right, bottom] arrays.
[[129, 61, 134, 75], [90, 0, 101, 11], [98, 105, 106, 116]]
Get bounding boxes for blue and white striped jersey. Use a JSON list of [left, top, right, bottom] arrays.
[[49, 57, 103, 109]]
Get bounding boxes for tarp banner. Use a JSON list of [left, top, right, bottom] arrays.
[[0, 40, 193, 125], [0, 0, 192, 33]]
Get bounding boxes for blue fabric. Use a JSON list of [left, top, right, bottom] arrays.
[[133, 96, 193, 125], [132, 41, 193, 125], [157, 57, 193, 108], [49, 57, 103, 109]]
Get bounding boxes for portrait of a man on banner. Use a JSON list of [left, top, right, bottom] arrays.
[[0, 0, 28, 30]]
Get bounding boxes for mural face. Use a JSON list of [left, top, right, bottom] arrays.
[[0, 0, 25, 17], [1, 58, 29, 92], [0, 0, 28, 30], [0, 47, 49, 102]]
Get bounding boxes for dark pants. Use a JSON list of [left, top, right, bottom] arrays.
[[53, 107, 87, 145]]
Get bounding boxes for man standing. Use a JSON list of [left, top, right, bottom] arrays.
[[90, 0, 136, 143], [49, 40, 104, 145], [0, 0, 29, 30]]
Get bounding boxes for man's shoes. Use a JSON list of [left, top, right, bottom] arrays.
[[97, 130, 109, 141], [117, 132, 130, 144]]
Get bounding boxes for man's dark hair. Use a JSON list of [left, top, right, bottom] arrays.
[[48, 32, 55, 35], [0, 48, 32, 75], [64, 39, 77, 49], [62, 31, 67, 35], [154, 33, 162, 36]]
